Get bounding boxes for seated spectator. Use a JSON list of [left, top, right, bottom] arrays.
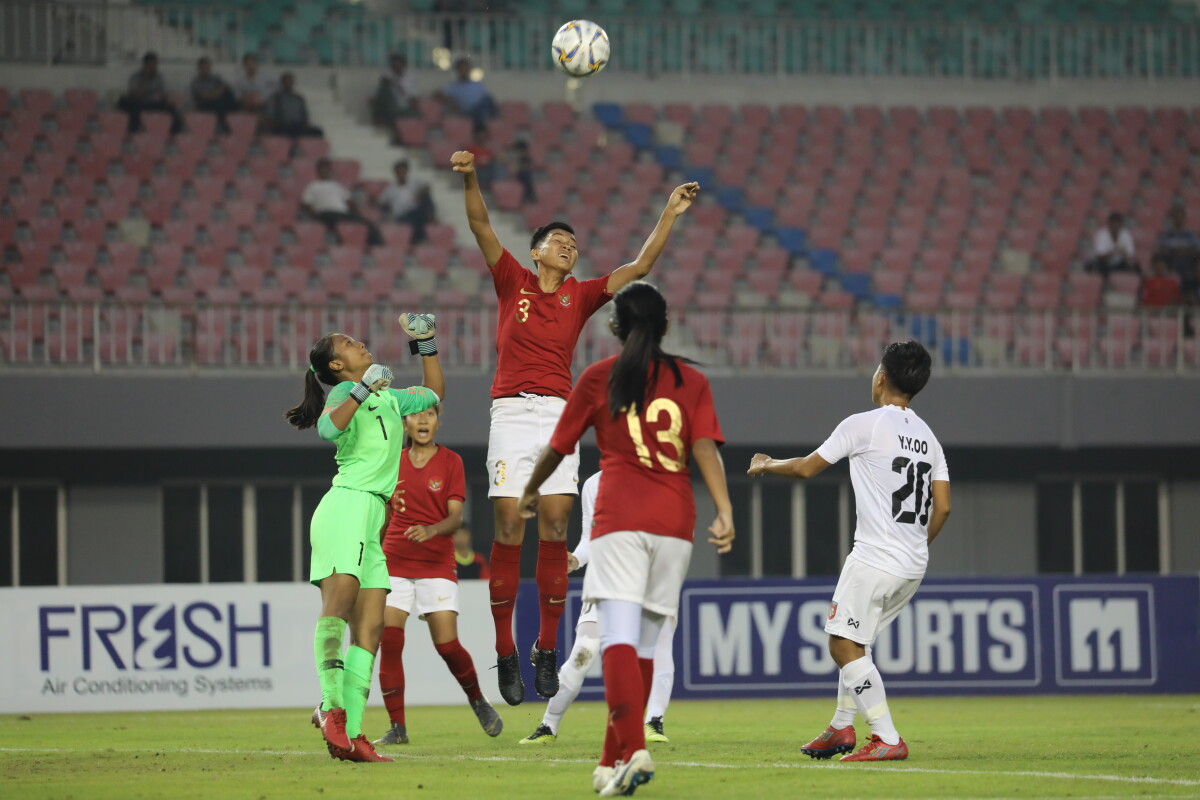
[[1141, 255, 1183, 307], [1153, 204, 1200, 303], [117, 51, 183, 135], [302, 158, 383, 247], [233, 53, 278, 114], [511, 139, 536, 204], [378, 160, 435, 244], [452, 526, 489, 580], [465, 124, 497, 189], [371, 52, 418, 129], [438, 57, 497, 128], [1086, 211, 1138, 277], [190, 57, 238, 134], [266, 72, 324, 138]]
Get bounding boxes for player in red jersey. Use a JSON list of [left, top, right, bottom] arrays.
[[518, 281, 735, 796], [374, 386, 503, 746], [451, 148, 699, 705]]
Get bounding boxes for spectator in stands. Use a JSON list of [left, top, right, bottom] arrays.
[[1141, 255, 1183, 308], [1086, 211, 1138, 278], [465, 124, 497, 189], [371, 52, 418, 129], [511, 139, 536, 204], [452, 525, 489, 580], [302, 157, 383, 247], [233, 53, 278, 115], [378, 160, 435, 245], [1153, 205, 1200, 303], [190, 57, 238, 134], [117, 51, 183, 135], [266, 72, 324, 139], [438, 57, 497, 128]]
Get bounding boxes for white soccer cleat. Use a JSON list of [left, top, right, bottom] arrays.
[[599, 749, 654, 797], [592, 765, 615, 794]]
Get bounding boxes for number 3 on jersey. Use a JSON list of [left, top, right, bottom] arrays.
[[891, 456, 932, 525], [625, 399, 686, 472], [517, 298, 531, 323]]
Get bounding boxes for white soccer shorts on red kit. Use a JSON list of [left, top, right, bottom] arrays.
[[386, 576, 459, 619], [582, 530, 693, 617], [486, 395, 580, 498]]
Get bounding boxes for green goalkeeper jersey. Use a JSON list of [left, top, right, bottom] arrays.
[[317, 382, 440, 496]]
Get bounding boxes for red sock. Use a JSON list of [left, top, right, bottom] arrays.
[[601, 643, 645, 762], [379, 626, 405, 726], [600, 717, 620, 767], [489, 542, 522, 657], [536, 539, 569, 649], [639, 657, 654, 711], [434, 638, 483, 701]]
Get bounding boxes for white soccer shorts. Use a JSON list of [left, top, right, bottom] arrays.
[[386, 576, 459, 619], [486, 395, 580, 498], [824, 556, 922, 646], [582, 530, 693, 617]]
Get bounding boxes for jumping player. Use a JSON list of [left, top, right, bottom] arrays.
[[519, 471, 678, 746], [285, 315, 443, 763], [374, 316, 503, 747], [519, 282, 734, 796], [451, 148, 699, 705], [747, 340, 951, 762]]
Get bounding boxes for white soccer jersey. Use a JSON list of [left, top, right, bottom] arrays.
[[816, 404, 949, 579], [573, 471, 601, 568]]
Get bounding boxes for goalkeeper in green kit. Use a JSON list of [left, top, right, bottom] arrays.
[[286, 313, 442, 763]]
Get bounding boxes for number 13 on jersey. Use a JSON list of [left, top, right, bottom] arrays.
[[626, 399, 686, 472]]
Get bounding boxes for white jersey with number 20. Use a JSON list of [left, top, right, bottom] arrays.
[[816, 404, 949, 580]]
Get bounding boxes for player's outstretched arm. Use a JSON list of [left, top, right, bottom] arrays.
[[927, 481, 951, 544], [451, 150, 503, 268], [606, 182, 699, 294], [517, 445, 566, 519], [747, 451, 832, 480], [694, 438, 735, 554], [399, 313, 445, 401]]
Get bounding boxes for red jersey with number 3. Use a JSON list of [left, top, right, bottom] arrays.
[[490, 248, 612, 399], [382, 446, 466, 580], [550, 355, 724, 542]]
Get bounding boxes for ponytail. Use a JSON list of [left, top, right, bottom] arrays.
[[285, 333, 339, 430], [607, 281, 689, 418]]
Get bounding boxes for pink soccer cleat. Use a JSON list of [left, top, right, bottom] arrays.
[[800, 725, 856, 759]]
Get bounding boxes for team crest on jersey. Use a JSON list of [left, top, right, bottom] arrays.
[[428, 478, 443, 492], [558, 293, 571, 307], [828, 601, 838, 621]]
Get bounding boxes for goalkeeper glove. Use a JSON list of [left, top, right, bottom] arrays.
[[350, 363, 393, 403], [399, 312, 438, 356]]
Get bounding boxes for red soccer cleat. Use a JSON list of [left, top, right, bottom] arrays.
[[311, 705, 351, 753], [839, 734, 908, 762], [330, 735, 394, 763], [800, 725, 856, 759]]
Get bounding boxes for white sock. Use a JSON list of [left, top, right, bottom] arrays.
[[840, 655, 900, 745], [644, 617, 675, 722], [829, 681, 857, 729], [542, 635, 599, 734]]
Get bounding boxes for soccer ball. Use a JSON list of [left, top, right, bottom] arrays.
[[551, 20, 610, 78]]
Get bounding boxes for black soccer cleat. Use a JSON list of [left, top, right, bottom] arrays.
[[530, 640, 559, 699], [496, 651, 525, 706]]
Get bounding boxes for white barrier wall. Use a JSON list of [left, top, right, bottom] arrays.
[[0, 582, 496, 714]]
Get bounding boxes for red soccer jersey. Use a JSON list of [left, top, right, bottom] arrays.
[[549, 356, 724, 541], [489, 248, 612, 398], [382, 446, 467, 581]]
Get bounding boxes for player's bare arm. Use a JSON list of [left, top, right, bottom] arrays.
[[606, 182, 700, 294], [693, 438, 735, 554], [451, 150, 504, 268], [405, 499, 465, 543], [747, 451, 833, 479], [927, 481, 952, 544], [517, 445, 567, 519]]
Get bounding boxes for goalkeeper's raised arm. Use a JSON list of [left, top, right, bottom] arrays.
[[451, 150, 503, 269]]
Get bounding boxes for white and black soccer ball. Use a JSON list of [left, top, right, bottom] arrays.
[[551, 19, 610, 78]]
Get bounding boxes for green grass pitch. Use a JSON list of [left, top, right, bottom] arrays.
[[2, 696, 1198, 799]]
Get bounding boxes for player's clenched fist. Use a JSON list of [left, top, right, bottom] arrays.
[[747, 453, 772, 476], [450, 150, 475, 173], [665, 181, 700, 217]]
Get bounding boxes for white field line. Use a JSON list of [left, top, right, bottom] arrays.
[[2, 747, 1199, 788]]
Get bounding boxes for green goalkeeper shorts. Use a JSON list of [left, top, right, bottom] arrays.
[[309, 486, 391, 590]]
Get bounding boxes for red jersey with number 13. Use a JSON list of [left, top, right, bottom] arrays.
[[550, 355, 724, 542], [383, 446, 466, 581], [490, 248, 612, 399]]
